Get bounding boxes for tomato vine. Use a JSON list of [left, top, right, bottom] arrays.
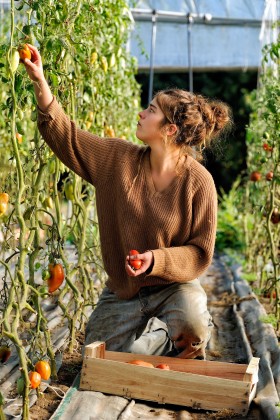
[[0, 0, 141, 418]]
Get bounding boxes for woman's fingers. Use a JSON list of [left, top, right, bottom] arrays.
[[25, 44, 41, 63], [125, 251, 154, 277]]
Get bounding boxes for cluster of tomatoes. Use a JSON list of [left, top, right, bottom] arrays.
[[9, 44, 32, 75], [17, 360, 51, 393], [249, 134, 278, 225], [127, 360, 170, 370], [250, 170, 274, 182]]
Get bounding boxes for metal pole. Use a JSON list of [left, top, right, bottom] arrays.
[[187, 13, 194, 92], [148, 10, 157, 104]]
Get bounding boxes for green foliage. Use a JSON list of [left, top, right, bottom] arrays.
[[259, 314, 278, 329], [0, 1, 141, 417], [222, 28, 280, 327], [216, 178, 245, 252]]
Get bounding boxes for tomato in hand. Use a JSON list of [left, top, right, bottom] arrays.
[[129, 250, 143, 270], [127, 360, 154, 368], [18, 44, 32, 62], [35, 360, 51, 380], [29, 371, 41, 389], [47, 263, 65, 293]]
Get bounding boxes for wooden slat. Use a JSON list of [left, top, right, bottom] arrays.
[[243, 357, 259, 384], [84, 342, 105, 359], [80, 358, 251, 415]]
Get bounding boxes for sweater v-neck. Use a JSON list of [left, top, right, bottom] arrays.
[[143, 148, 191, 198]]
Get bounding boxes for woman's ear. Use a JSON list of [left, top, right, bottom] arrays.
[[166, 123, 177, 137]]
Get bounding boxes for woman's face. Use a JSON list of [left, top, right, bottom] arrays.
[[136, 99, 166, 145]]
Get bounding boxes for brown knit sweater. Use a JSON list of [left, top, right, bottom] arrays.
[[38, 97, 217, 299]]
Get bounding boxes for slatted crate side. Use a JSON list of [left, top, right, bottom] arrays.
[[104, 350, 249, 381], [80, 357, 252, 415]]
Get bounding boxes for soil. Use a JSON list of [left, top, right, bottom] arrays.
[[29, 331, 84, 420]]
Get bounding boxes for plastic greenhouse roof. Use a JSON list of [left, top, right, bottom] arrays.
[[128, 0, 277, 72], [131, 0, 265, 20]]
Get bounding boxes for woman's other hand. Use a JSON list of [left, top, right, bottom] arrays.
[[125, 250, 154, 277]]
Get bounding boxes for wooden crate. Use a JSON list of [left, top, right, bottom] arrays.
[[80, 342, 259, 416]]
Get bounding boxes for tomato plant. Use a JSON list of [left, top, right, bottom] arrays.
[[0, 0, 141, 418], [223, 31, 280, 329]]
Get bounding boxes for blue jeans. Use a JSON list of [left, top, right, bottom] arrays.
[[85, 280, 213, 359]]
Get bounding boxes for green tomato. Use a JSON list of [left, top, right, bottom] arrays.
[[65, 182, 75, 201], [17, 377, 25, 395]]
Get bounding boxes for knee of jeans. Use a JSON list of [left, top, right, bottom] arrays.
[[171, 316, 211, 353]]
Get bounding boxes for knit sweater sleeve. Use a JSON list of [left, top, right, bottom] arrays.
[[147, 168, 217, 282], [37, 96, 129, 186]]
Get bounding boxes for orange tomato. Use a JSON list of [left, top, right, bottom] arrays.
[[29, 371, 41, 389], [18, 44, 32, 62], [127, 360, 154, 368], [0, 194, 9, 217], [16, 133, 23, 143], [0, 193, 9, 204], [156, 363, 170, 370], [48, 263, 65, 293], [129, 250, 142, 270], [35, 360, 51, 380]]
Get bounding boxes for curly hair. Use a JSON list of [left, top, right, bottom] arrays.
[[154, 89, 233, 161]]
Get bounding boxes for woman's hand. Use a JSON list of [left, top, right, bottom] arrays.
[[125, 251, 154, 277], [22, 44, 53, 112], [22, 44, 44, 82]]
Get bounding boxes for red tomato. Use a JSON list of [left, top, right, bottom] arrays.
[[250, 171, 261, 182], [271, 209, 280, 225], [265, 171, 273, 181], [129, 250, 142, 270], [0, 346, 11, 363], [262, 143, 273, 152], [156, 363, 170, 370], [47, 263, 65, 293], [35, 360, 51, 380], [127, 360, 154, 368], [29, 371, 41, 389]]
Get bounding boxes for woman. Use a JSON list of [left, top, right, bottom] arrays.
[[24, 44, 232, 359]]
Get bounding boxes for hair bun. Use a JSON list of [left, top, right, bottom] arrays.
[[210, 101, 232, 137]]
